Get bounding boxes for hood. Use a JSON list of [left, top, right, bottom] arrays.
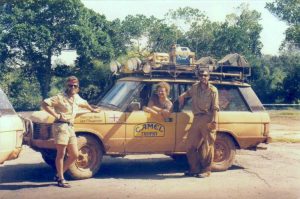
[[18, 111, 55, 124]]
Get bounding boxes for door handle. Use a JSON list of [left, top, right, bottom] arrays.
[[164, 118, 173, 122]]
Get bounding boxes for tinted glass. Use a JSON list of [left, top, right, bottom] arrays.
[[239, 87, 265, 111]]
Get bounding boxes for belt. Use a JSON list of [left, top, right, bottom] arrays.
[[195, 112, 207, 116]]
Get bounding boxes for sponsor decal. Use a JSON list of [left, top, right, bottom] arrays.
[[79, 115, 103, 123], [134, 122, 165, 137]]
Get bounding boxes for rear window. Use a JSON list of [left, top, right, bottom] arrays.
[[239, 87, 265, 111], [0, 89, 16, 115]]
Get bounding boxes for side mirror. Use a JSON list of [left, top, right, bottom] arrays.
[[127, 102, 141, 112]]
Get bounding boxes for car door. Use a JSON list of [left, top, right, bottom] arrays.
[[125, 83, 176, 153], [174, 83, 193, 152]]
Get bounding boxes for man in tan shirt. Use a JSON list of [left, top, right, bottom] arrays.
[[41, 76, 100, 188], [178, 69, 219, 178]]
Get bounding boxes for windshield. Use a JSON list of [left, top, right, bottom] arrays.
[[0, 88, 16, 115], [98, 81, 140, 110]]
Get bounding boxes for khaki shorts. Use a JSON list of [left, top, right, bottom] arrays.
[[52, 123, 77, 145]]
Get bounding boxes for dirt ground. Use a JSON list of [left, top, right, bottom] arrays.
[[1, 143, 300, 199]]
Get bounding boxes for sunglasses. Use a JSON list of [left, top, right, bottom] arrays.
[[68, 84, 79, 88]]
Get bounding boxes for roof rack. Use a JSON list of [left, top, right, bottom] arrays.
[[149, 64, 249, 81], [113, 63, 250, 82], [110, 47, 251, 82]]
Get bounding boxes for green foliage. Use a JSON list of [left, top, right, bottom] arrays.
[[147, 18, 179, 52], [164, 4, 262, 59], [266, 0, 300, 49], [75, 59, 114, 102], [282, 65, 300, 103], [249, 53, 300, 104], [211, 4, 262, 58], [0, 69, 41, 111], [0, 0, 114, 100]]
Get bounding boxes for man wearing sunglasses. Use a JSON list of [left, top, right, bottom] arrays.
[[41, 76, 100, 188], [178, 69, 219, 178]]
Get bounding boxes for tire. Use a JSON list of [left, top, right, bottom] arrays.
[[212, 133, 236, 171], [66, 134, 104, 180], [40, 149, 56, 169]]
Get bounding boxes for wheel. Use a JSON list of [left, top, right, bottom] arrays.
[[212, 133, 236, 171], [66, 134, 104, 180], [40, 149, 56, 169]]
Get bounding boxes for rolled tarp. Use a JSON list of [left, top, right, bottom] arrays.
[[195, 56, 217, 71], [218, 53, 249, 67]]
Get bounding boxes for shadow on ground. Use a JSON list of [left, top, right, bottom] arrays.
[[0, 156, 245, 190], [94, 156, 245, 179], [0, 163, 54, 184]]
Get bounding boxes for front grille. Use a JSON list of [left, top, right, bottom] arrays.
[[33, 123, 53, 140]]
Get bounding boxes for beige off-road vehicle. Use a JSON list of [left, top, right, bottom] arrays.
[[21, 49, 270, 179]]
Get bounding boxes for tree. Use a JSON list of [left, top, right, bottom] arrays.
[[147, 18, 180, 52], [266, 0, 300, 50], [212, 4, 263, 58], [0, 0, 114, 99], [164, 5, 263, 59], [282, 65, 300, 103], [165, 7, 213, 57]]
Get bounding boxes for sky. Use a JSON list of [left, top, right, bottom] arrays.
[[81, 0, 288, 55]]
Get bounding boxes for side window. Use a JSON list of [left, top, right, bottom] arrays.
[[149, 82, 175, 102], [127, 84, 152, 112], [178, 84, 192, 111], [218, 86, 249, 111], [177, 84, 249, 112]]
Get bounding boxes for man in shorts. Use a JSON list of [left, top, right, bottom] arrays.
[[41, 76, 100, 187]]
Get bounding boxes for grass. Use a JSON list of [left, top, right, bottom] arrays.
[[268, 109, 300, 120], [267, 109, 300, 143]]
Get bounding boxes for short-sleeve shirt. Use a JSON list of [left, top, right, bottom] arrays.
[[148, 95, 173, 111], [186, 82, 219, 115], [44, 93, 88, 123]]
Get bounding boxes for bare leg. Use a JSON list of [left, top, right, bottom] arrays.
[[63, 143, 79, 173], [56, 144, 67, 180]]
